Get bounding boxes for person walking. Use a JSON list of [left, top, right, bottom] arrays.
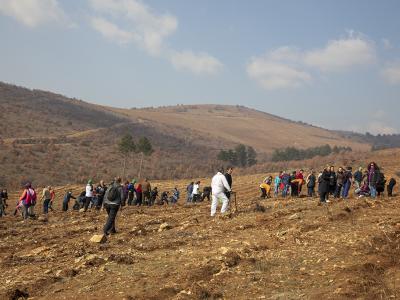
[[387, 177, 396, 197], [281, 171, 290, 198], [225, 167, 233, 200], [48, 187, 56, 211], [41, 186, 52, 215], [306, 170, 316, 197], [19, 183, 37, 219], [342, 167, 353, 199], [142, 178, 151, 206], [274, 173, 281, 197], [62, 190, 76, 211], [367, 162, 380, 198], [84, 179, 94, 211], [353, 167, 363, 189], [0, 189, 8, 216], [210, 168, 231, 217], [329, 166, 337, 196], [192, 181, 201, 202], [335, 167, 345, 198], [103, 177, 125, 236], [318, 166, 331, 204], [186, 182, 194, 203], [96, 180, 107, 210]]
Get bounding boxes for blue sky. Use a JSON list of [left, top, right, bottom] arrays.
[[1, 0, 400, 134]]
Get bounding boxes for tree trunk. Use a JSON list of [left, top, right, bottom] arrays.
[[138, 152, 144, 179]]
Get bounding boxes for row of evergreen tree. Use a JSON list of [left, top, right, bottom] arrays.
[[271, 144, 352, 162], [217, 144, 257, 167]]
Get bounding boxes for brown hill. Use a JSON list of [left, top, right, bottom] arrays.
[[0, 82, 370, 187], [111, 104, 370, 153]]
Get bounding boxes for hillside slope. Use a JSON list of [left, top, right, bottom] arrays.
[[0, 82, 125, 139], [112, 105, 370, 153], [0, 82, 371, 187]]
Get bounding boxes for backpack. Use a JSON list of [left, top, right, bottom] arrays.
[[106, 184, 119, 202], [376, 173, 386, 187], [24, 188, 37, 206]]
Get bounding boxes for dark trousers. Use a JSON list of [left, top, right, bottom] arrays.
[[192, 194, 200, 202], [388, 184, 395, 196], [43, 199, 51, 214], [127, 191, 134, 205], [291, 183, 299, 197], [307, 186, 315, 197], [319, 191, 328, 203], [135, 192, 142, 206], [62, 200, 68, 211], [143, 191, 151, 205], [329, 185, 336, 195], [84, 197, 92, 211], [97, 196, 104, 209], [342, 182, 351, 198], [260, 188, 267, 199], [334, 184, 343, 198], [103, 204, 119, 235], [202, 193, 210, 201]]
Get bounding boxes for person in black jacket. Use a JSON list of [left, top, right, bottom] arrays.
[[318, 166, 331, 203], [103, 177, 125, 235], [387, 178, 396, 197], [224, 167, 233, 200], [353, 167, 363, 189], [329, 166, 337, 196]]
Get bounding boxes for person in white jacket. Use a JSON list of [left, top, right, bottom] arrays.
[[211, 168, 231, 217]]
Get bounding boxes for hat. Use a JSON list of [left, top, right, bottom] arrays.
[[88, 179, 93, 184]]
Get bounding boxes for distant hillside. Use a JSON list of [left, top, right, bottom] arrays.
[[0, 82, 371, 187], [336, 130, 400, 151], [0, 82, 125, 139], [111, 104, 370, 153]]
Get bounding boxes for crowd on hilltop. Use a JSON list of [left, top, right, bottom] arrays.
[[259, 161, 397, 203]]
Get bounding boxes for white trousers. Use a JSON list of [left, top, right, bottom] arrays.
[[211, 192, 229, 216]]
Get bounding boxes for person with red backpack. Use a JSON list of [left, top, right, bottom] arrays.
[[18, 182, 37, 219]]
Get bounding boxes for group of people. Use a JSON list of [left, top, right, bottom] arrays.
[[259, 162, 397, 204], [3, 161, 398, 241]]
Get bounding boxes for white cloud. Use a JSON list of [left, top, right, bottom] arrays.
[[89, 0, 177, 55], [304, 33, 376, 71], [88, 0, 222, 74], [91, 17, 133, 44], [0, 0, 69, 28], [169, 51, 223, 75], [366, 121, 397, 135], [246, 47, 311, 90], [381, 62, 400, 85], [247, 32, 378, 90]]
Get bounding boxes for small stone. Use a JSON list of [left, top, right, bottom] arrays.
[[90, 234, 107, 243], [158, 223, 172, 232], [288, 213, 301, 220]]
